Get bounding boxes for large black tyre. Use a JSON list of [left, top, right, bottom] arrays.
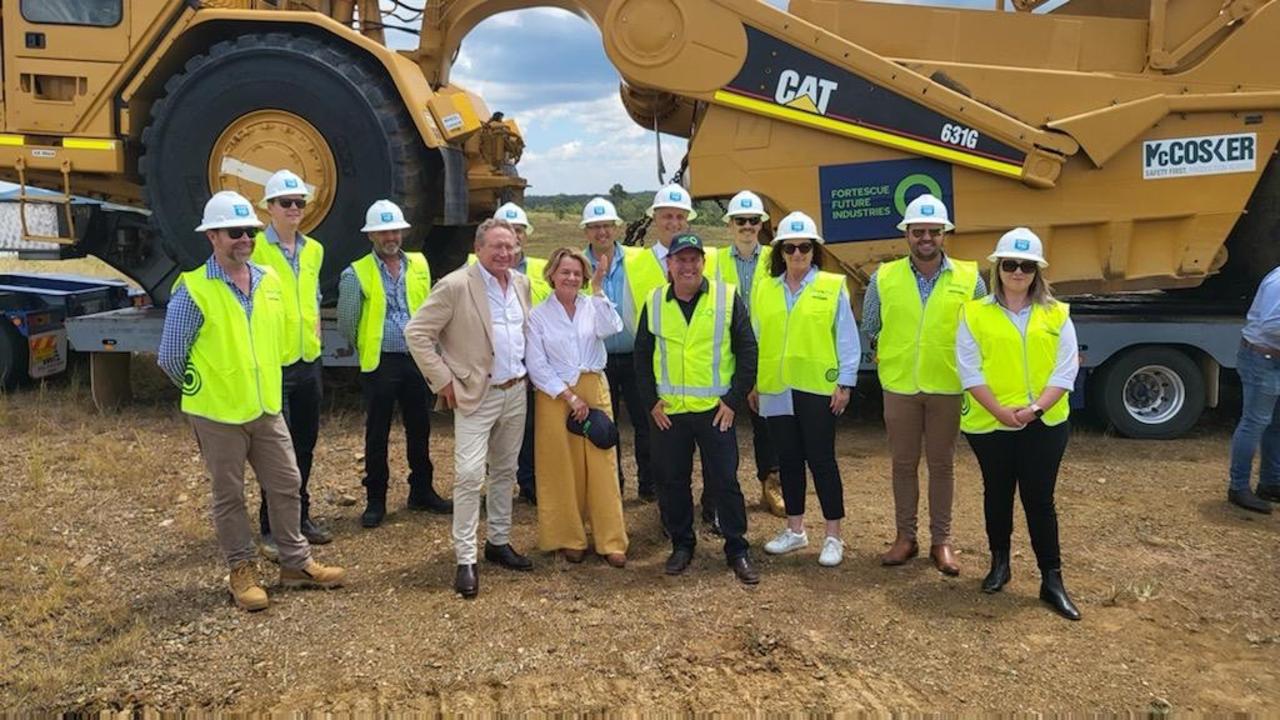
[[0, 323, 29, 390], [1089, 346, 1206, 439], [139, 32, 437, 299]]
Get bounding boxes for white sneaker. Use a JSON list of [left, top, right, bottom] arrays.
[[818, 536, 845, 567], [764, 528, 808, 555]]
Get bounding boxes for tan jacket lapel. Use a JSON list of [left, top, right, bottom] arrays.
[[465, 263, 494, 350]]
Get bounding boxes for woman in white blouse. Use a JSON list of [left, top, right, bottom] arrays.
[[956, 228, 1081, 621], [525, 247, 629, 567]]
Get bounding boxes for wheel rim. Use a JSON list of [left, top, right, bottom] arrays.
[[208, 109, 337, 234], [1122, 364, 1186, 425]]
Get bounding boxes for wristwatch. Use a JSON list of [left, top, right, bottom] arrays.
[[1030, 403, 1044, 418]]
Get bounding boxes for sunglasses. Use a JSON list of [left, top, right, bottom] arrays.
[[223, 227, 257, 240], [781, 242, 813, 255], [999, 259, 1039, 274], [273, 198, 307, 209], [733, 217, 762, 227], [910, 228, 944, 240]]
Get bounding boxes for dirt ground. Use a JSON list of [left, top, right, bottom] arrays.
[[0, 354, 1275, 714]]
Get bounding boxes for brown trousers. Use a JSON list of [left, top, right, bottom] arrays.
[[882, 391, 961, 545], [190, 413, 312, 570]]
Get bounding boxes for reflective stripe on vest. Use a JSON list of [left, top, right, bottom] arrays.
[[352, 252, 432, 372], [468, 253, 551, 304], [250, 231, 323, 364], [754, 271, 844, 396], [625, 248, 669, 332], [179, 266, 285, 424], [648, 281, 736, 414], [959, 299, 1071, 434], [875, 257, 978, 395]]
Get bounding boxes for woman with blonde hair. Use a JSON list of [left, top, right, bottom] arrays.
[[525, 246, 629, 566], [956, 227, 1081, 620]]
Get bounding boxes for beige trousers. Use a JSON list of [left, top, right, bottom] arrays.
[[452, 381, 527, 564], [882, 391, 961, 545], [534, 373, 628, 556], [189, 413, 311, 570]]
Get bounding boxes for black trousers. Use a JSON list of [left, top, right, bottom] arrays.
[[766, 391, 844, 520], [605, 353, 653, 494], [517, 384, 535, 497], [360, 352, 434, 498], [651, 409, 749, 559], [964, 421, 1070, 571], [260, 358, 322, 534]]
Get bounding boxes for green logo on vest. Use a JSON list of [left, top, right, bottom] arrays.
[[960, 394, 970, 415], [182, 363, 203, 397], [825, 368, 839, 382]]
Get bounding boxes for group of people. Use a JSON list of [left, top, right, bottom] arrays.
[[158, 172, 1084, 621]]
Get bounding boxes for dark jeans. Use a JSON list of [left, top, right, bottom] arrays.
[[766, 391, 844, 520], [1229, 344, 1280, 491], [260, 358, 322, 534], [517, 385, 535, 497], [651, 409, 749, 559], [699, 409, 778, 518], [605, 353, 653, 494], [360, 352, 434, 498], [964, 421, 1070, 571]]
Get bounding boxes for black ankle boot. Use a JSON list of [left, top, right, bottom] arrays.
[[361, 497, 386, 528], [982, 551, 1011, 594], [1040, 569, 1082, 621]]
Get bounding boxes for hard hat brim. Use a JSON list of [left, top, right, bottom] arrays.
[[361, 221, 412, 233], [195, 216, 265, 232], [771, 232, 824, 244], [896, 219, 956, 232], [988, 251, 1048, 268], [579, 217, 624, 228]]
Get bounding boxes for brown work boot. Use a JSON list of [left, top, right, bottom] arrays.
[[880, 533, 919, 566], [760, 471, 786, 518], [930, 544, 961, 576], [229, 562, 269, 612], [280, 561, 346, 589]]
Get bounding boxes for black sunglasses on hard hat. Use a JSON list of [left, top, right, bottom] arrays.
[[999, 259, 1039, 274], [781, 242, 813, 255], [223, 227, 256, 240], [733, 216, 762, 227], [273, 198, 307, 209]]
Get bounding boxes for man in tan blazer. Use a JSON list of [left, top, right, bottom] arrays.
[[405, 218, 534, 599]]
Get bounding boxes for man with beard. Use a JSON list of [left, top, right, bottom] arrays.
[[338, 200, 452, 529], [862, 194, 985, 577]]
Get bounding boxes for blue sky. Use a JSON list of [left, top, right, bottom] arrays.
[[386, 0, 1053, 195]]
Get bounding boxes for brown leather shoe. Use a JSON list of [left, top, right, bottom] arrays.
[[604, 553, 627, 568], [561, 548, 585, 563], [880, 534, 919, 566], [930, 544, 961, 576]]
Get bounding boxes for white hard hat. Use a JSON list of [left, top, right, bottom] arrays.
[[988, 227, 1048, 268], [195, 190, 264, 232], [361, 199, 411, 233], [494, 202, 533, 235], [259, 169, 312, 207], [896, 193, 955, 231], [772, 211, 823, 244], [647, 183, 698, 220], [579, 197, 623, 227], [723, 190, 769, 222]]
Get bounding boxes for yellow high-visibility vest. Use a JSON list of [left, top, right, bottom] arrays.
[[625, 246, 670, 332], [251, 230, 323, 363], [177, 266, 286, 424], [875, 257, 978, 395], [646, 281, 736, 415], [713, 244, 772, 306], [352, 252, 431, 372], [960, 298, 1072, 434], [754, 271, 844, 396]]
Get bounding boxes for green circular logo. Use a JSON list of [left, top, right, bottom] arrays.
[[960, 394, 970, 416], [182, 364, 203, 397], [894, 174, 944, 215], [825, 368, 839, 382]]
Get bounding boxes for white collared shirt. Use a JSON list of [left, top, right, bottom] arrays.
[[653, 243, 670, 274], [525, 292, 623, 397], [479, 264, 527, 384]]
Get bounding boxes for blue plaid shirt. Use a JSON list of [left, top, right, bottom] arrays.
[[587, 242, 635, 354], [860, 253, 988, 341], [337, 252, 411, 354], [157, 257, 265, 387]]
